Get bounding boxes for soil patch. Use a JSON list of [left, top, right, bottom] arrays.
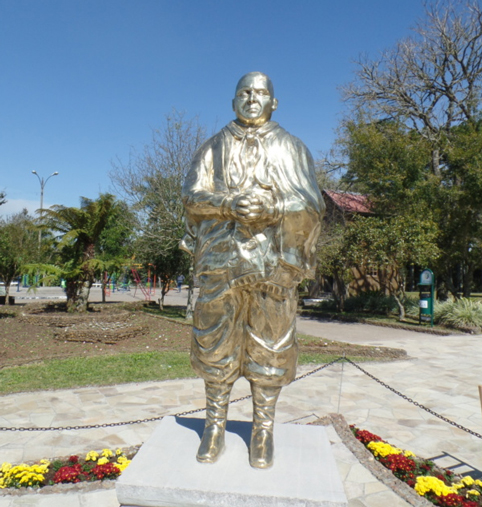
[[0, 301, 407, 369]]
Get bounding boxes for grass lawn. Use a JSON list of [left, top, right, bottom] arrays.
[[0, 302, 407, 395], [0, 351, 193, 395]]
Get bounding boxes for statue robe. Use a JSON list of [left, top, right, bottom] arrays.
[[181, 120, 324, 386]]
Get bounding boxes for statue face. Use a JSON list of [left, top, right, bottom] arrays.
[[232, 73, 278, 127]]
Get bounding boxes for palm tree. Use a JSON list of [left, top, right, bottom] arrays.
[[40, 194, 120, 312]]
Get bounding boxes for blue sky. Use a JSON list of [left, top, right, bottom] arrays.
[[0, 0, 427, 217]]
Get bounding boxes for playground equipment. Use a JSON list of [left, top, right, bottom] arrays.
[[131, 263, 156, 301], [103, 271, 111, 297]]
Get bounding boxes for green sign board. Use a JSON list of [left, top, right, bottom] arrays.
[[418, 269, 434, 328]]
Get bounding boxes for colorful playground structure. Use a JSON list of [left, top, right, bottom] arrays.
[[14, 264, 159, 302], [100, 264, 157, 301], [130, 263, 156, 301]]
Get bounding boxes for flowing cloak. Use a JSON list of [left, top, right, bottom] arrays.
[[181, 120, 325, 288], [181, 120, 324, 386]]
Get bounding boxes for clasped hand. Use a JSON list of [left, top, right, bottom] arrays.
[[231, 191, 275, 224]]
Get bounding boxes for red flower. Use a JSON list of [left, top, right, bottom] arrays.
[[435, 473, 451, 485], [351, 427, 383, 445], [433, 493, 479, 507], [90, 463, 121, 481], [378, 454, 417, 482], [53, 464, 88, 484]]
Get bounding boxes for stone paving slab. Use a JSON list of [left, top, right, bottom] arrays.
[[0, 488, 118, 507]]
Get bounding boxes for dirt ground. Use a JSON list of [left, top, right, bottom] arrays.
[[0, 301, 407, 369]]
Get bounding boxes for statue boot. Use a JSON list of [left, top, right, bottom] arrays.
[[249, 384, 281, 469], [197, 382, 232, 463]]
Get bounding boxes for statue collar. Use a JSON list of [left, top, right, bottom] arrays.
[[226, 120, 279, 140]]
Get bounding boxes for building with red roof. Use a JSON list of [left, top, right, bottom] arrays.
[[320, 190, 400, 297]]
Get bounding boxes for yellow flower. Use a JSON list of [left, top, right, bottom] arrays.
[[115, 457, 131, 472], [40, 459, 50, 466], [475, 479, 482, 488], [101, 449, 113, 458], [97, 457, 109, 465], [414, 476, 456, 497], [467, 489, 480, 496], [403, 450, 416, 458], [85, 451, 99, 462], [1, 464, 46, 488], [116, 448, 123, 456], [462, 476, 475, 486], [367, 441, 402, 458], [0, 463, 12, 473]]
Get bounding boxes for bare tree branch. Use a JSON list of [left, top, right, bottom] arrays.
[[110, 109, 206, 259], [343, 0, 482, 170]]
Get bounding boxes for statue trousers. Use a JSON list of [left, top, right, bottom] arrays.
[[191, 272, 298, 387]]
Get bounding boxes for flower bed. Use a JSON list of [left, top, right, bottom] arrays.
[[351, 426, 482, 506], [0, 448, 134, 489]]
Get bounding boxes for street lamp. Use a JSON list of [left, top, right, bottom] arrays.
[[31, 170, 59, 248]]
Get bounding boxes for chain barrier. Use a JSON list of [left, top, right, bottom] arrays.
[[0, 356, 480, 441], [292, 356, 345, 383], [0, 357, 343, 432], [343, 358, 482, 440]]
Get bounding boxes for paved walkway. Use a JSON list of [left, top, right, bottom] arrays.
[[0, 288, 481, 506]]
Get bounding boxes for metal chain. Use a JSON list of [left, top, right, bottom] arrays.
[[292, 356, 345, 382], [177, 357, 343, 417], [344, 358, 482, 440], [0, 417, 170, 432], [1, 356, 481, 441], [0, 358, 343, 432], [0, 359, 343, 432]]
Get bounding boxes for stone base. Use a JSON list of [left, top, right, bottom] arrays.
[[116, 416, 347, 507]]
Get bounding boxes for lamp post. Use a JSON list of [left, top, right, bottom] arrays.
[[31, 170, 59, 249]]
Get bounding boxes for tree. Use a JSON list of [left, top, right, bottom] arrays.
[[0, 191, 6, 207], [38, 194, 123, 312], [110, 109, 206, 307], [343, 1, 482, 175], [317, 209, 440, 316], [0, 210, 38, 298], [437, 121, 482, 296], [340, 1, 482, 298], [342, 215, 440, 319], [308, 155, 357, 301], [316, 222, 353, 311], [95, 200, 135, 302], [341, 120, 433, 211]]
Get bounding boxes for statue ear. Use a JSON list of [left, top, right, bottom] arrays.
[[271, 98, 278, 112], [232, 99, 236, 112]]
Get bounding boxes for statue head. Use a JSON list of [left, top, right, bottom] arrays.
[[232, 72, 278, 127]]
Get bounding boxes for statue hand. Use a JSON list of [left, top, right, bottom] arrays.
[[232, 192, 275, 224]]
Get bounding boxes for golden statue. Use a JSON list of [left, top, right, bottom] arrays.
[[181, 72, 324, 469]]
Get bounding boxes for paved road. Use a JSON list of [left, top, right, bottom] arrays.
[[0, 287, 481, 506]]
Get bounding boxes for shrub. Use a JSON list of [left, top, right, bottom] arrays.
[[344, 291, 398, 315], [401, 295, 420, 318], [315, 298, 338, 312], [435, 298, 482, 330]]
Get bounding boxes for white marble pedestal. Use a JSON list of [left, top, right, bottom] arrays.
[[116, 416, 347, 507]]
